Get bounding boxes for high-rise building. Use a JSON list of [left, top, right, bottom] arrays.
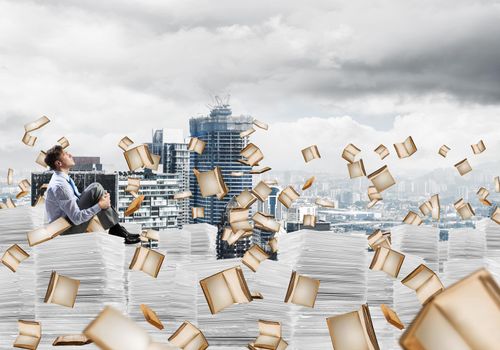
[[72, 157, 103, 171], [149, 128, 190, 226]]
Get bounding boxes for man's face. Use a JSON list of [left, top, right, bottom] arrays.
[[55, 151, 75, 170]]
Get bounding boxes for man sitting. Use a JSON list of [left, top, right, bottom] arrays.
[[44, 145, 140, 244]]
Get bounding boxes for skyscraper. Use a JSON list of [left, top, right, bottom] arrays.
[[189, 101, 253, 226]]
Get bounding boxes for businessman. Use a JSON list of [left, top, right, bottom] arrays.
[[44, 145, 140, 244]]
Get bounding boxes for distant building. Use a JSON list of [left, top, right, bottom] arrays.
[[72, 157, 103, 171], [286, 221, 331, 233]]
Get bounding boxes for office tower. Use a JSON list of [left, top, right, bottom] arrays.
[[72, 156, 103, 171], [117, 170, 181, 230], [149, 128, 190, 226]]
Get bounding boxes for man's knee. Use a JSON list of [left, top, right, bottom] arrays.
[[88, 182, 104, 198]]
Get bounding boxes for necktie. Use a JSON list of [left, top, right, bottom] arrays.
[[67, 177, 81, 199]]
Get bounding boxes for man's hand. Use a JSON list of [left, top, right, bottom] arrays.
[[98, 192, 111, 210]]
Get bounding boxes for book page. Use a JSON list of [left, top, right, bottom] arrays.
[[14, 335, 39, 349], [183, 332, 208, 350], [223, 267, 251, 304], [327, 311, 370, 350], [258, 320, 281, 338], [200, 272, 234, 314], [141, 250, 164, 278], [416, 275, 443, 304], [118, 136, 134, 151], [290, 275, 319, 308], [50, 274, 80, 308], [368, 165, 396, 192], [454, 159, 472, 176], [125, 147, 145, 171], [342, 144, 361, 163], [253, 181, 272, 201], [402, 265, 434, 291], [25, 116, 50, 132], [347, 159, 366, 179]]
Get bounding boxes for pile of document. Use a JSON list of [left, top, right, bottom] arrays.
[[391, 224, 440, 272], [476, 219, 500, 281], [438, 240, 449, 273], [157, 228, 190, 269], [183, 223, 218, 260], [33, 232, 126, 349], [278, 230, 368, 350]]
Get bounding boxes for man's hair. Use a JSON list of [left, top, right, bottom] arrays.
[[44, 145, 64, 170]]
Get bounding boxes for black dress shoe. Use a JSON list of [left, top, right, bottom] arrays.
[[109, 225, 140, 239], [124, 235, 141, 244]]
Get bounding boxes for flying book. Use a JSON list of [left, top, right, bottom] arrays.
[[57, 136, 70, 149], [240, 143, 264, 166], [125, 195, 145, 217], [229, 208, 253, 232], [252, 181, 272, 202], [419, 201, 432, 217], [367, 230, 391, 250], [419, 194, 440, 220], [14, 320, 41, 350], [374, 144, 390, 160], [369, 246, 405, 278], [380, 304, 404, 330], [303, 214, 316, 227], [192, 207, 205, 219], [342, 143, 361, 163], [86, 216, 104, 233], [188, 137, 206, 155], [477, 187, 492, 206], [168, 321, 209, 350], [44, 271, 80, 308], [242, 245, 270, 272], [199, 266, 253, 314], [401, 264, 444, 304], [140, 229, 160, 242], [140, 304, 164, 330], [0, 202, 7, 209], [22, 132, 37, 147], [315, 198, 335, 208], [27, 217, 71, 247], [268, 237, 278, 253], [284, 271, 320, 308], [17, 179, 31, 197], [301, 145, 321, 163], [400, 269, 500, 350], [129, 247, 165, 278], [368, 165, 396, 193], [471, 140, 486, 154], [83, 306, 173, 350], [438, 145, 450, 158], [145, 154, 161, 171], [454, 158, 472, 176], [368, 186, 382, 204], [302, 176, 315, 190], [124, 144, 155, 171], [236, 190, 257, 209], [253, 212, 280, 232], [278, 186, 299, 209], [222, 227, 247, 246], [454, 198, 475, 220], [193, 167, 228, 199], [402, 211, 423, 226], [249, 320, 287, 350], [6, 197, 16, 208], [25, 116, 50, 133], [1, 244, 29, 273], [326, 304, 379, 350], [35, 151, 47, 168], [495, 176, 500, 192], [52, 334, 92, 346], [253, 119, 269, 130], [241, 127, 256, 138], [174, 191, 192, 199], [492, 207, 500, 225], [118, 136, 134, 151], [7, 168, 13, 185], [394, 136, 417, 158], [250, 166, 272, 174], [126, 177, 141, 194], [347, 159, 366, 179]]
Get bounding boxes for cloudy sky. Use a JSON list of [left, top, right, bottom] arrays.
[[1, 0, 499, 177]]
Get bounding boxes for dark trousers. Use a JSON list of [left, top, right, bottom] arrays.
[[62, 182, 119, 235]]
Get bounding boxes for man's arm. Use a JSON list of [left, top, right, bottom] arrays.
[[54, 186, 101, 226]]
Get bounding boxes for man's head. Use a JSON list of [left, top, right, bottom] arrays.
[[44, 145, 75, 171]]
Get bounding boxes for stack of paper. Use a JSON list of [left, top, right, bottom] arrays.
[[391, 224, 440, 272], [476, 218, 500, 282], [33, 232, 126, 349], [278, 230, 368, 350], [157, 228, 190, 269], [438, 240, 449, 273], [183, 224, 218, 261]]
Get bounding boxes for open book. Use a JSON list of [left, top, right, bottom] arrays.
[[35, 151, 47, 168], [368, 186, 382, 208], [188, 137, 206, 155], [342, 143, 361, 163], [229, 208, 253, 232], [168, 321, 209, 350], [394, 136, 417, 158], [492, 207, 500, 225], [14, 320, 41, 350], [438, 144, 450, 158], [140, 229, 160, 242], [495, 176, 499, 192], [118, 136, 134, 151], [368, 165, 396, 192], [125, 195, 145, 216], [27, 217, 71, 247], [192, 207, 205, 219], [57, 136, 70, 149], [454, 198, 475, 220], [326, 304, 379, 350], [315, 198, 335, 208], [301, 145, 321, 163], [369, 246, 405, 278], [253, 119, 269, 130], [253, 212, 280, 232], [7, 168, 13, 185], [52, 334, 92, 346], [84, 306, 174, 350], [129, 247, 165, 278], [124, 144, 155, 171], [303, 214, 316, 227], [44, 271, 80, 308], [284, 271, 320, 308], [25, 116, 50, 133], [400, 268, 500, 350], [250, 166, 272, 174], [199, 266, 253, 314], [278, 186, 299, 209], [374, 144, 390, 160], [367, 230, 391, 250], [454, 158, 472, 176], [380, 304, 404, 330], [401, 264, 444, 304], [268, 238, 278, 253], [240, 143, 264, 166], [174, 191, 192, 199], [236, 190, 257, 209], [140, 304, 164, 330], [126, 177, 141, 194], [471, 139, 486, 154], [248, 320, 288, 350], [403, 211, 423, 226], [22, 132, 37, 147], [241, 127, 256, 138], [477, 187, 492, 206], [193, 167, 228, 199], [6, 197, 16, 208], [242, 245, 270, 272], [419, 194, 440, 220], [252, 181, 272, 202], [17, 179, 31, 198], [347, 159, 366, 179], [221, 227, 248, 246], [1, 244, 29, 273], [302, 176, 315, 191]]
